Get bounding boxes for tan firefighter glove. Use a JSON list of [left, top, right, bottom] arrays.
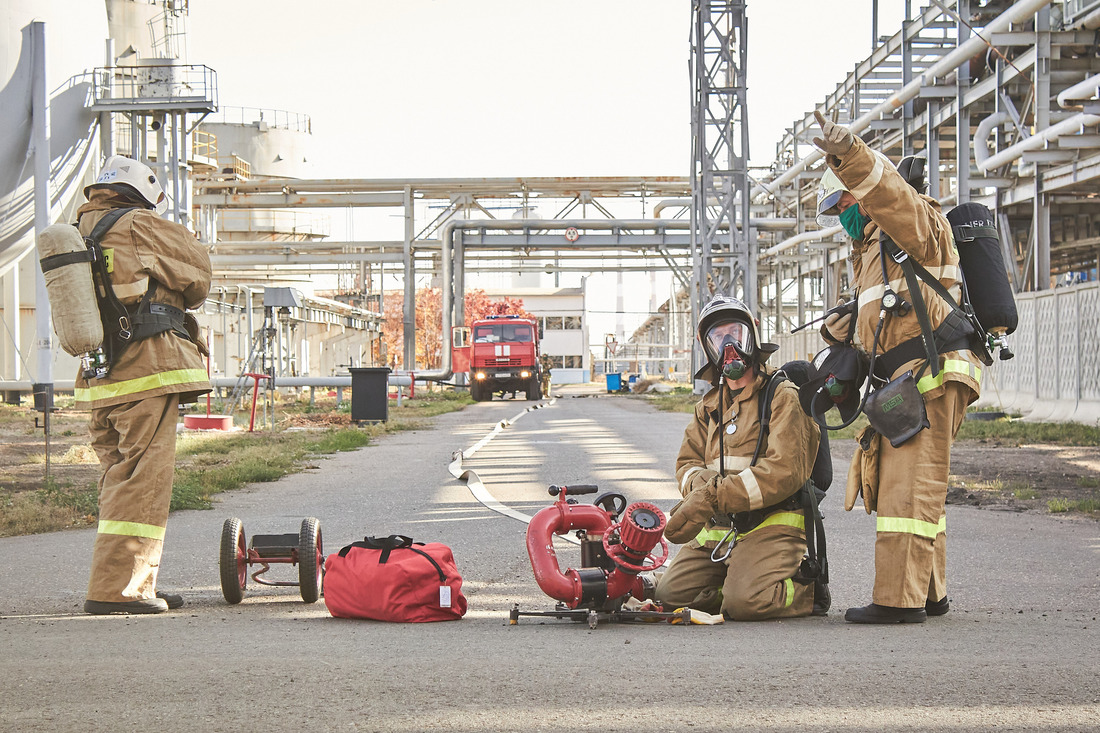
[[665, 480, 719, 544], [822, 311, 853, 343], [813, 110, 854, 157], [845, 425, 881, 514]]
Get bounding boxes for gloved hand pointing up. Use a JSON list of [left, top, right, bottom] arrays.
[[813, 110, 854, 157]]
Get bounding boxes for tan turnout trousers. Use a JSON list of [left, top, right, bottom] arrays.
[[86, 394, 180, 603], [654, 518, 814, 620], [871, 381, 969, 608]]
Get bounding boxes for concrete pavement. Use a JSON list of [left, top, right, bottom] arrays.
[[0, 392, 1097, 731]]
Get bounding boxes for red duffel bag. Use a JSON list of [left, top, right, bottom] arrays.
[[323, 535, 467, 622]]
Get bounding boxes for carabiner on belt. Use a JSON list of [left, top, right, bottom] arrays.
[[710, 526, 738, 563]]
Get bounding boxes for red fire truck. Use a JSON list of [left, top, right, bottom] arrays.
[[468, 315, 542, 401]]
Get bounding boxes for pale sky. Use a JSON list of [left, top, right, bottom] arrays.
[[188, 0, 907, 176], [185, 0, 908, 344]]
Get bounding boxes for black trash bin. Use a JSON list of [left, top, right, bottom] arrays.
[[349, 367, 391, 423]]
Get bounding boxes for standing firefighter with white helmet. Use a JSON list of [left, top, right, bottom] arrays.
[[812, 110, 981, 624], [71, 155, 212, 614], [652, 295, 829, 620]]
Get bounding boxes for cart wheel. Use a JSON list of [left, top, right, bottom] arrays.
[[298, 517, 323, 603], [219, 517, 247, 604]]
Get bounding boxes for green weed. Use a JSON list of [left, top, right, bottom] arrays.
[[1048, 498, 1071, 513]]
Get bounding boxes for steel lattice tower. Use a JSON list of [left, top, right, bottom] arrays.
[[690, 1, 755, 316]]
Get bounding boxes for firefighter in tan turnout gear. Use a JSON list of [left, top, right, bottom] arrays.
[[813, 111, 981, 624], [75, 156, 212, 615], [653, 296, 829, 620]]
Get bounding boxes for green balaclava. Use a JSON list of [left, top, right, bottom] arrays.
[[839, 202, 871, 240]]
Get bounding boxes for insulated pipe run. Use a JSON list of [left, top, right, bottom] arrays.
[[978, 112, 1100, 172], [973, 112, 1013, 170], [752, 0, 1054, 203], [762, 225, 844, 258], [653, 198, 798, 230], [1057, 73, 1100, 109]]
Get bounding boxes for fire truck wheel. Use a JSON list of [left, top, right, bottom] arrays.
[[219, 517, 247, 604], [526, 378, 542, 401], [471, 382, 489, 401]]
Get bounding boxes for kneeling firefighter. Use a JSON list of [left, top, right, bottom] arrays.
[[813, 110, 982, 624], [653, 295, 829, 620], [72, 156, 212, 614]]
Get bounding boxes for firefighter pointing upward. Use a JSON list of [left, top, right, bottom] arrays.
[[75, 156, 212, 614], [813, 110, 981, 624]]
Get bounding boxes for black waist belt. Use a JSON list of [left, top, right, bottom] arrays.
[[873, 308, 975, 382], [132, 302, 189, 342], [710, 493, 803, 535]]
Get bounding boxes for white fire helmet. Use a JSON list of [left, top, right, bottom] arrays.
[[816, 150, 896, 227], [85, 155, 167, 214], [816, 168, 848, 228]]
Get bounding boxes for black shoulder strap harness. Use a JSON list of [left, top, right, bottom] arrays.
[[874, 233, 987, 383], [713, 373, 829, 584], [57, 208, 191, 374]]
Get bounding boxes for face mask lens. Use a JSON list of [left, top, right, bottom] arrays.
[[705, 321, 752, 362]]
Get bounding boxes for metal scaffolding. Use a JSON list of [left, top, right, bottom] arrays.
[[690, 1, 755, 311], [755, 0, 1100, 345]]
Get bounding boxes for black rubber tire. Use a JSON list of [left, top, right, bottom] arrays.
[[526, 377, 542, 401], [472, 382, 490, 402], [219, 517, 247, 604], [298, 517, 323, 603]]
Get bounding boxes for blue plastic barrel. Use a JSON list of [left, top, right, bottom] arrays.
[[606, 373, 622, 392]]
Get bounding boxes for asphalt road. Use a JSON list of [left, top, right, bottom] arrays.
[[1, 389, 1098, 732]]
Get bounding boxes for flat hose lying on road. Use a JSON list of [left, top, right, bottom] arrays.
[[448, 399, 580, 545]]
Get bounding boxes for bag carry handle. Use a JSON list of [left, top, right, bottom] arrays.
[[338, 534, 412, 562], [336, 535, 449, 581]]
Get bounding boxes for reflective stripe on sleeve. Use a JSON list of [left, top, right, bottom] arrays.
[[739, 467, 764, 510], [75, 368, 209, 403], [680, 466, 703, 494], [916, 359, 980, 393], [783, 578, 795, 608], [876, 515, 947, 539], [707, 456, 752, 473], [111, 276, 150, 301], [848, 154, 886, 200], [98, 519, 166, 541]]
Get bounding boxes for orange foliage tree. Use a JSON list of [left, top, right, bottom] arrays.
[[382, 288, 533, 369]]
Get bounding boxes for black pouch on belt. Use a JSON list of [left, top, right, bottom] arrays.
[[862, 370, 929, 448]]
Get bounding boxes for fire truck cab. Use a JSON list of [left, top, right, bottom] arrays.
[[469, 315, 542, 401]]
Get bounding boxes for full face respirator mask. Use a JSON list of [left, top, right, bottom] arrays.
[[705, 320, 754, 382]]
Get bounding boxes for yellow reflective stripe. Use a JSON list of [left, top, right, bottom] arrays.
[[75, 368, 209, 402], [695, 527, 734, 545], [783, 578, 795, 608], [916, 359, 980, 394], [693, 511, 807, 545], [876, 515, 947, 539], [98, 519, 166, 541], [742, 511, 805, 537]]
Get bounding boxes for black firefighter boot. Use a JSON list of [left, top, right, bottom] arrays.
[[844, 603, 927, 624]]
